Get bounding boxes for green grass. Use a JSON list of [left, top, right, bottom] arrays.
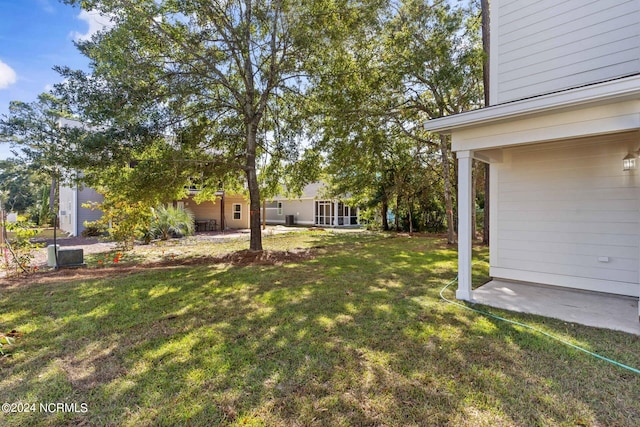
[[6, 227, 59, 240], [1, 232, 639, 426]]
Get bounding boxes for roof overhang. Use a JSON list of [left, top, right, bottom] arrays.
[[425, 75, 640, 134]]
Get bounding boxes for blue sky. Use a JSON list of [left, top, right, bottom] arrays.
[[0, 0, 107, 160]]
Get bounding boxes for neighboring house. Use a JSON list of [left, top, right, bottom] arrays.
[[264, 182, 360, 227], [56, 117, 251, 233], [60, 184, 250, 235], [177, 190, 250, 231], [57, 118, 105, 237], [425, 0, 640, 317], [59, 183, 104, 237]]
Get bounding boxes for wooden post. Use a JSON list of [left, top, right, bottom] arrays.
[[220, 192, 225, 232]]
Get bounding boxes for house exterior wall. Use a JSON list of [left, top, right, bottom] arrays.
[[58, 185, 103, 236], [491, 0, 640, 105], [181, 194, 250, 229], [76, 187, 103, 235], [491, 133, 640, 297], [285, 200, 315, 224], [264, 201, 281, 223], [183, 196, 220, 222], [224, 194, 250, 229], [265, 199, 315, 225], [58, 185, 76, 236]]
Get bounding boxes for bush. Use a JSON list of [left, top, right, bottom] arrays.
[[2, 221, 42, 274], [82, 198, 153, 251], [150, 205, 195, 240], [81, 221, 107, 237]]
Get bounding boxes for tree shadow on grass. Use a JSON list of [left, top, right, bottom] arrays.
[[0, 236, 639, 426]]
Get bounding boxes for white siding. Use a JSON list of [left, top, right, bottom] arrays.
[[58, 185, 76, 236], [58, 185, 104, 236], [492, 0, 640, 104], [265, 199, 315, 225], [492, 132, 640, 296]]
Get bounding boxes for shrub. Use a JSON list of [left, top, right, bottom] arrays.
[[2, 221, 42, 275], [83, 198, 153, 251], [150, 205, 195, 240], [81, 221, 107, 237]]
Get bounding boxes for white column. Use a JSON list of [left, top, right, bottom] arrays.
[[457, 150, 474, 301], [334, 200, 338, 227]]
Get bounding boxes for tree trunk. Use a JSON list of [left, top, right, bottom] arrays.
[[395, 195, 400, 231], [481, 0, 490, 108], [246, 122, 263, 251], [407, 197, 413, 235], [440, 134, 455, 244], [381, 197, 389, 231]]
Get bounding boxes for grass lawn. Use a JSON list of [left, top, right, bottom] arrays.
[[1, 231, 639, 426], [5, 227, 59, 240]]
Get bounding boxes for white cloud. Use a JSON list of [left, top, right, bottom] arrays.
[[0, 60, 17, 89], [70, 10, 115, 42]]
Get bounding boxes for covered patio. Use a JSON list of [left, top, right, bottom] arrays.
[[425, 76, 640, 333], [473, 280, 640, 335]]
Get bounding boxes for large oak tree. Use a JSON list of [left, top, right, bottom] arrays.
[[58, 0, 373, 250]]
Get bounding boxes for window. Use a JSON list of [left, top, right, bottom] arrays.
[[277, 202, 283, 216], [315, 201, 333, 225], [233, 203, 242, 220]]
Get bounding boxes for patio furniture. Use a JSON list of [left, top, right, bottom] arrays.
[[196, 219, 217, 232]]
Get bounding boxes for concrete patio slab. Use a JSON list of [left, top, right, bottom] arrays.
[[472, 280, 640, 335]]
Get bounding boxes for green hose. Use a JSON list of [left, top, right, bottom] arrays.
[[439, 267, 640, 375]]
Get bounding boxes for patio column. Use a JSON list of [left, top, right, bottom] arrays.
[[457, 150, 474, 301]]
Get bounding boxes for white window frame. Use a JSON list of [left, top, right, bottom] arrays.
[[277, 202, 283, 216], [315, 200, 333, 225], [233, 203, 242, 220]]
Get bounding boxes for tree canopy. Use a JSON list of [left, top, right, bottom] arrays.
[[307, 0, 483, 239], [57, 0, 380, 250], [0, 0, 486, 245]]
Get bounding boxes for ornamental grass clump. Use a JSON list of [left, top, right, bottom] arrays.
[[150, 205, 195, 240]]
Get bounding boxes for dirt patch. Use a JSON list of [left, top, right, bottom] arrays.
[[217, 248, 314, 266], [1, 248, 315, 288]]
